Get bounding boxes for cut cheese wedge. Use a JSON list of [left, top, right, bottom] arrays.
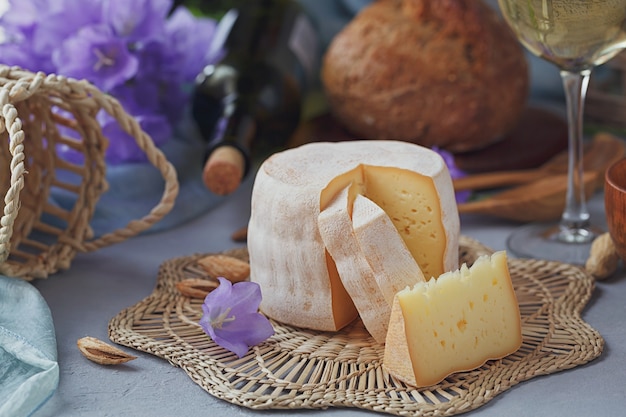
[[318, 184, 426, 343], [384, 251, 522, 387], [248, 140, 459, 332], [318, 184, 390, 343]]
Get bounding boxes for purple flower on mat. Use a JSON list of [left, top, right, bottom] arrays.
[[199, 278, 274, 358]]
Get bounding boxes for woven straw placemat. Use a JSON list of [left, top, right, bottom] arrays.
[[109, 236, 603, 416]]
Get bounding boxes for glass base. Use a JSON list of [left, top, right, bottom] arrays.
[[506, 222, 602, 265]]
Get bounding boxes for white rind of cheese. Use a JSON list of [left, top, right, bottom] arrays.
[[318, 184, 391, 343], [318, 184, 427, 343], [248, 140, 459, 332], [383, 251, 523, 388]]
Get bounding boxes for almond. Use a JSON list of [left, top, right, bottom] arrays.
[[197, 254, 250, 283], [77, 336, 137, 365], [231, 226, 248, 242], [586, 232, 620, 280], [176, 278, 219, 298]]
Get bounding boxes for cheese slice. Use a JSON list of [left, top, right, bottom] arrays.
[[318, 184, 390, 343], [248, 140, 459, 332], [384, 251, 522, 387], [318, 184, 426, 343], [351, 193, 425, 305]]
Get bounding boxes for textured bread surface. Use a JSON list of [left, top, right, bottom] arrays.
[[322, 0, 529, 152]]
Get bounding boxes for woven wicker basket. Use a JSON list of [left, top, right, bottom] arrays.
[[0, 65, 179, 280], [587, 51, 626, 129]]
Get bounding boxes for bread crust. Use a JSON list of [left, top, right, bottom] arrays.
[[322, 0, 529, 152]]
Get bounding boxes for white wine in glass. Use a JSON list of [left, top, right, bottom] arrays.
[[497, 0, 626, 264]]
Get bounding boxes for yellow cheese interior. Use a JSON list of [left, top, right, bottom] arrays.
[[395, 251, 522, 387], [324, 250, 358, 330], [319, 168, 364, 329], [320, 164, 446, 280], [320, 167, 363, 210], [362, 165, 445, 279]]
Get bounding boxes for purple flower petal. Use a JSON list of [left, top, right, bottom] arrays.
[[0, 43, 36, 69], [212, 313, 275, 358], [164, 8, 219, 81], [52, 25, 138, 92], [432, 146, 471, 204], [199, 278, 274, 358], [227, 279, 265, 316], [4, 0, 52, 30], [102, 0, 170, 41], [31, 0, 103, 57], [132, 40, 174, 81], [98, 110, 171, 164]]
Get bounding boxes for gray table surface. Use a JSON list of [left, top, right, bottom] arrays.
[[31, 175, 626, 417]]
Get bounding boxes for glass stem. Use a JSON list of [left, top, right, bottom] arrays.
[[558, 69, 593, 243]]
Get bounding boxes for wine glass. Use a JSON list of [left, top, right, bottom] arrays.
[[496, 0, 626, 264]]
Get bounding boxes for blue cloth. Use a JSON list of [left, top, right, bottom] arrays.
[[50, 114, 226, 238], [0, 276, 59, 417], [85, 116, 226, 238]]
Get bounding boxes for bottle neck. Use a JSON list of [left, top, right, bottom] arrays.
[[207, 106, 256, 177]]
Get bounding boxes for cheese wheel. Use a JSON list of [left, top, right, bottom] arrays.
[[248, 140, 459, 332], [383, 251, 522, 387]]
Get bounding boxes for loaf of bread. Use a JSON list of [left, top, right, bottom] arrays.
[[322, 0, 529, 152]]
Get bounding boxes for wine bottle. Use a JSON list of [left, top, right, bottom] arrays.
[[191, 0, 319, 195]]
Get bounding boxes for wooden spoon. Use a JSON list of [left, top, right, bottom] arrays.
[[457, 171, 599, 222], [453, 132, 625, 192]]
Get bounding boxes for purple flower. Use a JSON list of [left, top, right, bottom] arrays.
[[433, 146, 471, 204], [0, 43, 36, 70], [164, 7, 220, 81], [99, 110, 172, 164], [1, 0, 218, 165], [3, 0, 46, 32], [31, 1, 103, 70], [53, 25, 138, 92], [199, 278, 274, 358], [102, 0, 170, 42]]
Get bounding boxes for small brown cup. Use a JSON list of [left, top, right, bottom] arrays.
[[605, 157, 626, 261]]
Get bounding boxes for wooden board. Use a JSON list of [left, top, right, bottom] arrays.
[[290, 107, 568, 173]]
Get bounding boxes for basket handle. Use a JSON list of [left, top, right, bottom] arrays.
[[78, 86, 180, 252], [0, 99, 27, 263]]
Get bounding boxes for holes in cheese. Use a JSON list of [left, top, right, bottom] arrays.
[[383, 251, 522, 388], [361, 165, 447, 279], [248, 140, 459, 333], [321, 165, 450, 280]]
